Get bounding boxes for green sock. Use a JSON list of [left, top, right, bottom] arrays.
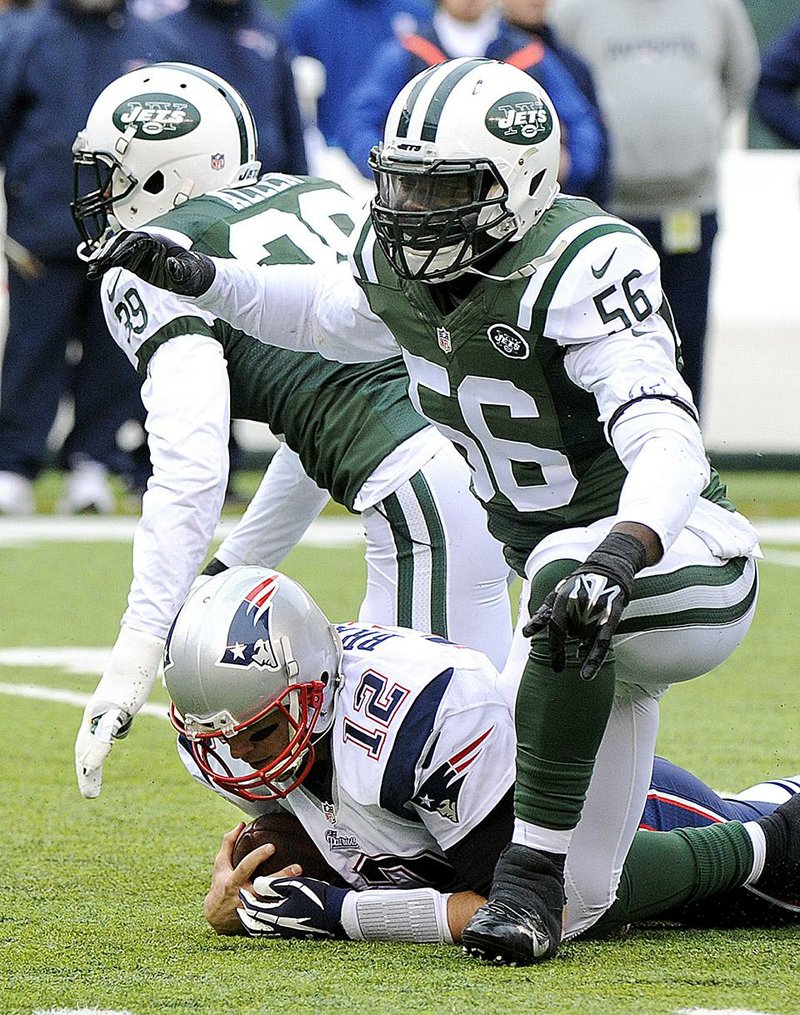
[[514, 560, 617, 830], [593, 821, 755, 935]]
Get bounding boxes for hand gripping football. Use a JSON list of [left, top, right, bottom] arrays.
[[232, 810, 347, 886]]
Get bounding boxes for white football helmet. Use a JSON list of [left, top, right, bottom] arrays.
[[71, 62, 261, 259], [164, 566, 343, 801], [369, 57, 561, 281]]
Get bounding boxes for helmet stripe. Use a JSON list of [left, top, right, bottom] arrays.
[[154, 62, 254, 165], [396, 63, 443, 138], [420, 58, 490, 142]]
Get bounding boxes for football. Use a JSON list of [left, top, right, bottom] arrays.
[[231, 810, 347, 886]]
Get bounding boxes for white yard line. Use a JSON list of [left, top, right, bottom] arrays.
[[677, 1008, 778, 1015], [0, 679, 167, 719], [0, 514, 363, 546]]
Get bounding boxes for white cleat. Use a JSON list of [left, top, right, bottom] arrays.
[[58, 459, 115, 514], [0, 471, 35, 515]]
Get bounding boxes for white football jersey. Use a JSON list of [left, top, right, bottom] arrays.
[[179, 622, 515, 891]]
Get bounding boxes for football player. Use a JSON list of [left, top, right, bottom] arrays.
[[164, 566, 800, 947], [71, 63, 513, 803], [85, 59, 764, 964]]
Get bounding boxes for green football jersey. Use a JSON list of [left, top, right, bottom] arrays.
[[104, 175, 428, 510], [352, 196, 732, 570]]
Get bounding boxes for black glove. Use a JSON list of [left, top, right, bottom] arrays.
[[523, 531, 648, 681], [86, 230, 216, 297]]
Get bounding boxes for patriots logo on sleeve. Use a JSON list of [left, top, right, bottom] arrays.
[[219, 574, 282, 669], [412, 726, 494, 823]]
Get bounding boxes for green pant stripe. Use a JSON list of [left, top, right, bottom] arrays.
[[618, 561, 758, 635], [632, 556, 748, 599], [382, 478, 449, 636], [409, 471, 449, 637], [381, 492, 416, 629]]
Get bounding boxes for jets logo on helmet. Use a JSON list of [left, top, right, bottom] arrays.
[[219, 574, 282, 670], [112, 94, 201, 138], [486, 92, 553, 145]]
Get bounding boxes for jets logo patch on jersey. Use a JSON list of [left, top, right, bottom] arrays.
[[112, 94, 201, 139], [219, 575, 282, 669], [487, 323, 529, 359], [485, 91, 553, 145], [413, 726, 495, 823]]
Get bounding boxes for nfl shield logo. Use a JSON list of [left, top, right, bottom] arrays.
[[210, 152, 225, 171], [436, 326, 452, 353]]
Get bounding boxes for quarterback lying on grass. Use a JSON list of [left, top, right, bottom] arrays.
[[163, 567, 800, 953]]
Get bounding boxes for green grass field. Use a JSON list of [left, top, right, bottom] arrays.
[[1, 471, 799, 1015]]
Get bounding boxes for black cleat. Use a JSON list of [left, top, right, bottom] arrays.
[[751, 790, 800, 914], [461, 844, 564, 966]]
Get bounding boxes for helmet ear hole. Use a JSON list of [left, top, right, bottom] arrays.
[[143, 170, 165, 195], [529, 168, 546, 197]]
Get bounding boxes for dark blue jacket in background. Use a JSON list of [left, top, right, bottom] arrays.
[[159, 0, 308, 175], [338, 18, 606, 199], [754, 14, 800, 148], [528, 21, 609, 206], [0, 0, 187, 260], [285, 0, 433, 149]]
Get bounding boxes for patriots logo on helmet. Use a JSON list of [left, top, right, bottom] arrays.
[[219, 575, 282, 669], [413, 726, 494, 823]]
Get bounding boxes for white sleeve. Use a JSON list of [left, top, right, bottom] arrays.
[[565, 324, 709, 553], [215, 443, 331, 569], [193, 257, 400, 364], [122, 333, 230, 638]]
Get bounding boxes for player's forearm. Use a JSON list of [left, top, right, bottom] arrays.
[[194, 259, 324, 353], [612, 406, 709, 557], [124, 339, 230, 637], [195, 257, 398, 364]]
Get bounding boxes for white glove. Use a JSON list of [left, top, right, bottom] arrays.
[[75, 626, 165, 799]]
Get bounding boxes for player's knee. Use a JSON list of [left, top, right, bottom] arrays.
[[526, 557, 579, 616]]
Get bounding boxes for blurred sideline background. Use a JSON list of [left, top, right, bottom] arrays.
[[1, 0, 797, 471]]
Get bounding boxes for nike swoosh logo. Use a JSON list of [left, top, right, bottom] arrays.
[[631, 327, 649, 337], [591, 248, 617, 279], [106, 269, 122, 302]]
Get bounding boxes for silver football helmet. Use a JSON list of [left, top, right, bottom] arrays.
[[71, 62, 260, 259], [164, 566, 343, 801], [369, 57, 561, 281]]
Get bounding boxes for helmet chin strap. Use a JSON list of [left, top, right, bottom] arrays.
[[464, 235, 571, 283]]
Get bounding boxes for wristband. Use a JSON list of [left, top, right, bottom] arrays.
[[340, 887, 453, 944]]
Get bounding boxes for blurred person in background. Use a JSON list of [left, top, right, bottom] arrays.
[[159, 0, 307, 177], [549, 0, 759, 412], [338, 0, 606, 199], [285, 0, 433, 154], [156, 0, 309, 504], [754, 13, 800, 148], [500, 0, 609, 205], [0, 0, 186, 514]]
